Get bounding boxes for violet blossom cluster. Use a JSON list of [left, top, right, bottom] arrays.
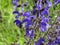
[[12, 0, 60, 45]]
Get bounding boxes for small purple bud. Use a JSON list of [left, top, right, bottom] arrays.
[[14, 20, 22, 27], [34, 37, 45, 45], [12, 0, 18, 5], [13, 11, 19, 14], [23, 12, 31, 17], [41, 9, 49, 16], [57, 16, 60, 22], [48, 2, 52, 7]]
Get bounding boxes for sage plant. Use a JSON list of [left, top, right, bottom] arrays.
[[12, 0, 60, 45]]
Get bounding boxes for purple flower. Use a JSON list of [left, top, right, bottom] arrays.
[[28, 15, 36, 20], [40, 22, 47, 32], [14, 19, 22, 27], [30, 30, 34, 39], [32, 9, 37, 15], [26, 28, 30, 36], [47, 2, 52, 7], [34, 37, 45, 45], [22, 15, 36, 23], [25, 24, 31, 29], [48, 42, 56, 45], [40, 26, 46, 32], [55, 38, 60, 44], [42, 17, 49, 23], [22, 18, 33, 28], [15, 16, 19, 19], [57, 16, 60, 22], [57, 0, 60, 2], [12, 0, 18, 5], [22, 18, 31, 23], [56, 25, 60, 30], [36, 3, 42, 10], [54, 0, 60, 6], [23, 12, 31, 17], [13, 11, 20, 14], [41, 22, 46, 26], [41, 9, 49, 16], [26, 28, 34, 39], [12, 0, 51, 33]]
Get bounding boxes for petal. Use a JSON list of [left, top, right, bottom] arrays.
[[14, 20, 22, 26], [48, 2, 52, 7], [26, 28, 30, 36], [40, 22, 47, 26], [30, 30, 34, 39], [13, 11, 19, 14], [22, 18, 33, 25], [42, 9, 49, 16], [35, 37, 45, 45], [15, 16, 19, 19], [55, 39, 60, 44], [40, 22, 47, 32], [42, 17, 49, 23], [26, 29, 34, 39], [23, 12, 31, 17], [12, 0, 18, 5], [40, 27, 46, 32], [57, 16, 60, 22]]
